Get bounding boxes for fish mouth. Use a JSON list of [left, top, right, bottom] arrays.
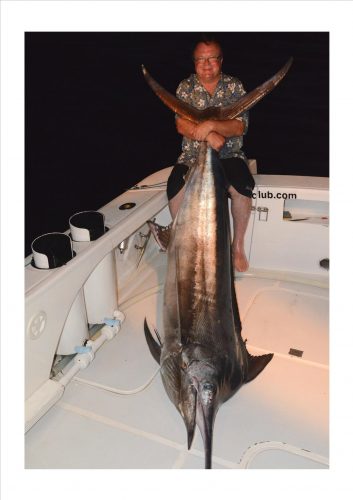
[[180, 370, 219, 468]]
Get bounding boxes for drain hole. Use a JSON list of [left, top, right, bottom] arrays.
[[319, 258, 329, 270], [289, 348, 303, 357]]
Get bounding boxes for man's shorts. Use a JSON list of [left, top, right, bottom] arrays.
[[166, 156, 255, 200]]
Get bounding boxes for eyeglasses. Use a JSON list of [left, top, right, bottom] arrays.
[[193, 55, 222, 65]]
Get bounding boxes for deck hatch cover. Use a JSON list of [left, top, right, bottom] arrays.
[[289, 348, 304, 357]]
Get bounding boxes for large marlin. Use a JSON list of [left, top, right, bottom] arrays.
[[143, 59, 292, 468]]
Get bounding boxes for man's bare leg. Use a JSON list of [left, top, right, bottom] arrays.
[[228, 186, 252, 272], [168, 185, 251, 272]]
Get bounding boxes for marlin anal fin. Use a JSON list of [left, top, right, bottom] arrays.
[[144, 318, 162, 364], [245, 351, 274, 383]]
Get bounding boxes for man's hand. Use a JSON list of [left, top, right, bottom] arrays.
[[193, 120, 215, 141], [175, 116, 242, 148], [206, 132, 225, 151]]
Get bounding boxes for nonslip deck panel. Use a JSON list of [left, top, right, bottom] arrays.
[[238, 279, 328, 366], [25, 276, 328, 469]]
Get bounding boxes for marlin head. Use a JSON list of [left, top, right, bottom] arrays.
[[179, 344, 225, 469]]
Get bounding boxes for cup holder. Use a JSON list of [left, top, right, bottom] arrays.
[[31, 232, 74, 269], [69, 210, 106, 242]]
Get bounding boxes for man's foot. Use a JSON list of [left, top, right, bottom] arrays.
[[233, 247, 249, 272], [147, 221, 171, 252]]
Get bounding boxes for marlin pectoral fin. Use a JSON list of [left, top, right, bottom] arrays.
[[245, 351, 274, 383], [144, 318, 162, 364], [180, 374, 197, 450], [160, 355, 183, 408]]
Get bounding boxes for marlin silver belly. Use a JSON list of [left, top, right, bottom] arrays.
[[144, 144, 273, 468]]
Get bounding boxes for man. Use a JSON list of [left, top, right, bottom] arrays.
[[149, 36, 254, 272]]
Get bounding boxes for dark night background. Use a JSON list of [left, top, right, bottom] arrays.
[[25, 32, 329, 256]]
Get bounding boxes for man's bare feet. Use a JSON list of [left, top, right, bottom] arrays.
[[233, 245, 249, 272], [228, 187, 252, 273], [147, 221, 171, 252]]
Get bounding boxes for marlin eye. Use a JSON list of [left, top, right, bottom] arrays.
[[201, 382, 216, 404]]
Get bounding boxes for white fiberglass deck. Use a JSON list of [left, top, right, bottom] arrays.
[[25, 264, 329, 469]]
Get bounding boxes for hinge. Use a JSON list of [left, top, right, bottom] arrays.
[[257, 206, 269, 221]]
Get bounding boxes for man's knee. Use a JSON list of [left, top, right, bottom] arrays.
[[228, 185, 252, 203], [222, 157, 255, 199]]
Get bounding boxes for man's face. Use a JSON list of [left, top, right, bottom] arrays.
[[193, 42, 223, 84]]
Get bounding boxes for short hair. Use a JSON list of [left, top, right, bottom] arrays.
[[192, 34, 223, 60]]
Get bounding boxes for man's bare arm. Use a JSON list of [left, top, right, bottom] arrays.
[[176, 117, 226, 151], [193, 119, 244, 142], [176, 116, 244, 141], [175, 116, 198, 140]]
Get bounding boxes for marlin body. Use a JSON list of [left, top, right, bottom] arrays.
[[143, 59, 292, 468]]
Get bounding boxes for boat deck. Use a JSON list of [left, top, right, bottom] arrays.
[[25, 260, 328, 469]]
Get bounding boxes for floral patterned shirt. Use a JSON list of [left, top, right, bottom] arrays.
[[176, 73, 249, 167]]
